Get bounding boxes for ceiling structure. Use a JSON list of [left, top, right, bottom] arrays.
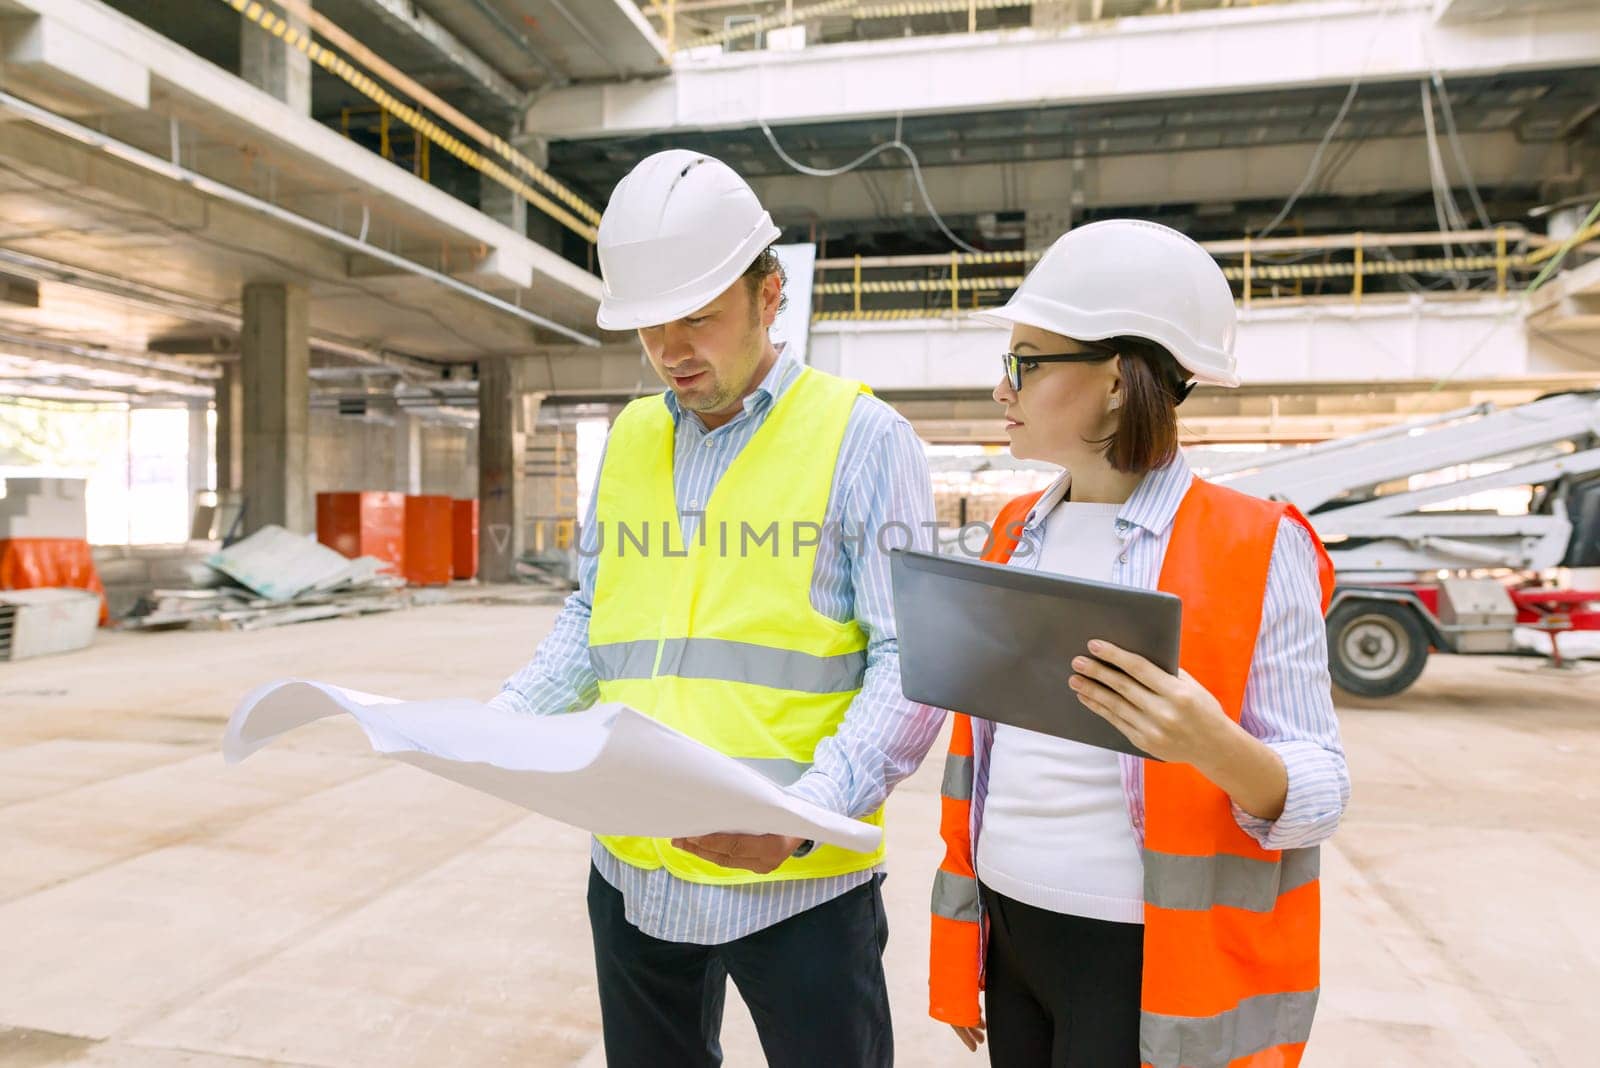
[[548, 65, 1600, 253], [2, 0, 1595, 405]]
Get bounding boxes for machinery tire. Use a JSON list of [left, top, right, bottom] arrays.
[[1326, 600, 1431, 698]]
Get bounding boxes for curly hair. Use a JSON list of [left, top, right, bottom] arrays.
[[741, 245, 790, 316]]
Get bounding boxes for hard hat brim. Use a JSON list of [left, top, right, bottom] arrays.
[[970, 297, 1241, 388]]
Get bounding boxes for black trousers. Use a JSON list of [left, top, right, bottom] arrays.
[[587, 865, 892, 1068], [981, 884, 1144, 1068]]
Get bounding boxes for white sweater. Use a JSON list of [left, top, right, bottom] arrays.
[[974, 500, 1145, 923]]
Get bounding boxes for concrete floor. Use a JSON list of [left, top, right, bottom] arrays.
[[0, 600, 1595, 1067]]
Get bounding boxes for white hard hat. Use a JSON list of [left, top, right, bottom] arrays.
[[595, 150, 782, 331], [974, 219, 1240, 388]]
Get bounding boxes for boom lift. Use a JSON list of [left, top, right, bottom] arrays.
[[1212, 392, 1600, 696]]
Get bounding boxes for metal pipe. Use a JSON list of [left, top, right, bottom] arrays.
[[0, 249, 443, 378], [0, 90, 600, 348], [0, 331, 219, 382]]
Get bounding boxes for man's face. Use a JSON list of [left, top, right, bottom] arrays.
[[637, 271, 782, 423]]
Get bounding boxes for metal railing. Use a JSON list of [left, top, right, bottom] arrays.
[[807, 224, 1600, 321], [223, 0, 601, 242], [642, 0, 1333, 54]]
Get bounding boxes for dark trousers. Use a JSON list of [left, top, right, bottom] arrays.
[[587, 865, 893, 1068], [981, 884, 1144, 1068]]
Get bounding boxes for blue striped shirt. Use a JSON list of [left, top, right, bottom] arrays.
[[492, 349, 943, 944], [966, 453, 1350, 857]]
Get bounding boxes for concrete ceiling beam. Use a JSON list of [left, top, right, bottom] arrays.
[[528, 1, 1600, 138]]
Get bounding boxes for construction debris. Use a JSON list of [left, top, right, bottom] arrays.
[[123, 525, 406, 632], [118, 526, 574, 632], [207, 525, 393, 601]]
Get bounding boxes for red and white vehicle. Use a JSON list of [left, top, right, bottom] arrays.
[[1214, 391, 1600, 696]]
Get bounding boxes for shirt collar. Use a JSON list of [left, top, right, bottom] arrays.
[[1023, 451, 1194, 537], [663, 343, 801, 428]]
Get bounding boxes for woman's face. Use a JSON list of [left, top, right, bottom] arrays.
[[994, 323, 1122, 467]]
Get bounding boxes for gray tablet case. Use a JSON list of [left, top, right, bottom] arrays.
[[890, 549, 1181, 760]]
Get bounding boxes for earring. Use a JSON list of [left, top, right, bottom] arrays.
[[1108, 395, 1121, 411]]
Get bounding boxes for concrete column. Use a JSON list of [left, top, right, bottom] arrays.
[[480, 170, 528, 237], [394, 412, 422, 495], [187, 401, 210, 529], [214, 359, 244, 493], [478, 357, 536, 582], [241, 283, 310, 534], [481, 133, 558, 248], [241, 1, 312, 114]]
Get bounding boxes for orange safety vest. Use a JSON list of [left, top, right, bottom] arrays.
[[929, 476, 1335, 1068]]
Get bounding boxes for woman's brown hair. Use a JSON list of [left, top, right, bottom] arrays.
[[1095, 338, 1191, 474]]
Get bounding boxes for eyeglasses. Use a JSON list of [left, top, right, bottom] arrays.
[[1002, 342, 1117, 392]]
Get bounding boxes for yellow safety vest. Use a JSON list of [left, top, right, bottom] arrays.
[[588, 366, 886, 885]]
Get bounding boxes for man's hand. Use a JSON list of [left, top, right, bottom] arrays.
[[669, 833, 805, 874]]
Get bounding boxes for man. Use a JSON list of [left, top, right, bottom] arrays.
[[491, 149, 942, 1067]]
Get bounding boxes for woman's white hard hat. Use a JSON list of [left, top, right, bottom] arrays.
[[595, 149, 782, 331], [973, 219, 1240, 388]]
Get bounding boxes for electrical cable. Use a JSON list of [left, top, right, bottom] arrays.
[[1421, 80, 1470, 289], [1431, 69, 1493, 231], [759, 119, 984, 253], [1255, 0, 1399, 239]]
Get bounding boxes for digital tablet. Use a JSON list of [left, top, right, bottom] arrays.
[[890, 549, 1182, 759]]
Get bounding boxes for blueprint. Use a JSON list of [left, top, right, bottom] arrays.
[[223, 680, 881, 853]]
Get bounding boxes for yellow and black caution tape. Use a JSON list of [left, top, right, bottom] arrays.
[[848, 0, 1038, 24], [1222, 254, 1525, 282], [813, 249, 1539, 321], [817, 249, 1040, 271], [814, 275, 1027, 295], [812, 308, 972, 322], [954, 249, 1042, 266], [224, 0, 600, 242]]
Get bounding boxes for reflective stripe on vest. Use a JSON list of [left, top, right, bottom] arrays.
[[736, 756, 811, 788], [591, 636, 866, 694], [1143, 847, 1319, 913], [926, 480, 1337, 1068], [586, 366, 885, 885], [1141, 989, 1319, 1068], [930, 867, 980, 924], [939, 752, 974, 802]]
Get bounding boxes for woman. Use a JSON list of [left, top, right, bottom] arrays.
[[927, 219, 1348, 1068]]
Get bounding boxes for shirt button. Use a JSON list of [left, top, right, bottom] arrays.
[[1118, 552, 1129, 563], [689, 500, 701, 509], [704, 438, 715, 448]]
